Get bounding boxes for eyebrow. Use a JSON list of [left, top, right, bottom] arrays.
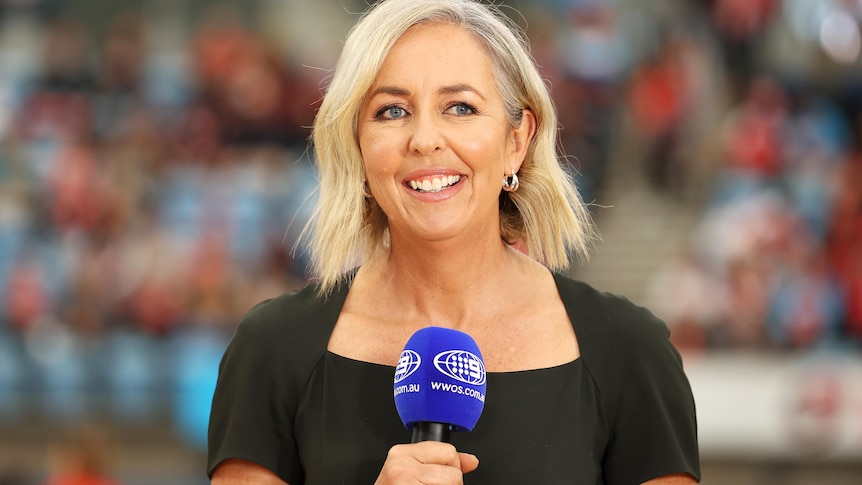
[[367, 83, 486, 100], [440, 83, 486, 100]]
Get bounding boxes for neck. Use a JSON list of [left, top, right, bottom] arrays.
[[363, 231, 527, 330]]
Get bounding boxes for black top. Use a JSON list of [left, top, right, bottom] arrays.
[[207, 273, 700, 484]]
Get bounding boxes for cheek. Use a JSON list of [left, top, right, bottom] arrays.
[[455, 129, 508, 170], [359, 130, 401, 180]]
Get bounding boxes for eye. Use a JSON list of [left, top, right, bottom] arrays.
[[446, 102, 477, 116], [376, 105, 408, 120]]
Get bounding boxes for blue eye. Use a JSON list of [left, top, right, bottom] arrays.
[[377, 105, 407, 120], [448, 103, 476, 116]]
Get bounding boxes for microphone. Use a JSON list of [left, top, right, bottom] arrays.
[[393, 326, 487, 443]]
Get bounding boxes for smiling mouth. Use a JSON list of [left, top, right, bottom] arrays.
[[407, 175, 462, 193]]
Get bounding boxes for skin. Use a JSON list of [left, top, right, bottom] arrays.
[[212, 22, 697, 485], [357, 25, 521, 248], [211, 458, 696, 484], [336, 22, 563, 373]]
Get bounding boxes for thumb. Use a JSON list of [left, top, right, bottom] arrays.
[[458, 453, 479, 474]]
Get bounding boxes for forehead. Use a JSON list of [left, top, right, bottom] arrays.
[[370, 22, 496, 90]]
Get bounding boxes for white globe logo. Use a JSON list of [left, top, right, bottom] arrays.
[[433, 350, 486, 385], [394, 350, 421, 383]]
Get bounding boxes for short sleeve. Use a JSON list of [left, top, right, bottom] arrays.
[[602, 314, 700, 484], [555, 274, 700, 484], [206, 306, 303, 483]]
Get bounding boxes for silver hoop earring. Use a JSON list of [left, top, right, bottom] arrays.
[[502, 170, 519, 192], [363, 180, 373, 199]]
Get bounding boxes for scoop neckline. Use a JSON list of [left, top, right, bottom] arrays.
[[325, 349, 581, 375]]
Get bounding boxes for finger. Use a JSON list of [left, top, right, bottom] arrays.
[[397, 441, 461, 467], [379, 444, 464, 485], [458, 453, 479, 474]]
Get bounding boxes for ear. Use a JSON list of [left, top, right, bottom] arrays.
[[508, 109, 537, 172]]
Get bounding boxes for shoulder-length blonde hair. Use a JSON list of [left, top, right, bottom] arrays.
[[303, 0, 595, 295]]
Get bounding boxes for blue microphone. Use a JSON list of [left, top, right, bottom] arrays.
[[393, 326, 487, 443]]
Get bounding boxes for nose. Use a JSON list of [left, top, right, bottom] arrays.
[[408, 111, 444, 156]]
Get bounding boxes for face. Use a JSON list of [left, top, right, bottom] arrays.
[[358, 22, 535, 245]]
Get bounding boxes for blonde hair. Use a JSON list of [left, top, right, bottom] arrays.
[[304, 0, 595, 295]]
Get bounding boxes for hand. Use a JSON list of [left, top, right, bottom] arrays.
[[375, 441, 479, 484]]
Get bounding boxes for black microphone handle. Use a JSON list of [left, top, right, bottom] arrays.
[[411, 422, 452, 443]]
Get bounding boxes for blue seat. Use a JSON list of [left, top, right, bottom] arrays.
[[102, 331, 164, 422], [171, 329, 229, 451], [0, 333, 24, 420]]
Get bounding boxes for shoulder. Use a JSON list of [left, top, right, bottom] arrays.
[[221, 280, 350, 390], [235, 280, 349, 347], [209, 280, 350, 484], [554, 274, 700, 482], [553, 272, 687, 403], [553, 272, 671, 355]]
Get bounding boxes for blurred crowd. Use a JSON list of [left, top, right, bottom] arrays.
[[0, 0, 333, 445], [0, 0, 859, 448], [641, 0, 862, 353]]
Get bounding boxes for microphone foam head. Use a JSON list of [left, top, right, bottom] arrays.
[[393, 326, 487, 432]]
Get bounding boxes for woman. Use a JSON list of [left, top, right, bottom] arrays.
[[208, 0, 700, 483]]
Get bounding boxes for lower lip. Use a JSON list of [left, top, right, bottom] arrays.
[[404, 178, 465, 202]]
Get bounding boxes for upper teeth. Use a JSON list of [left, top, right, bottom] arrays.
[[409, 175, 461, 193]]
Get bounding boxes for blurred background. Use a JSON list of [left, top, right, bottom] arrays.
[[0, 0, 860, 483]]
